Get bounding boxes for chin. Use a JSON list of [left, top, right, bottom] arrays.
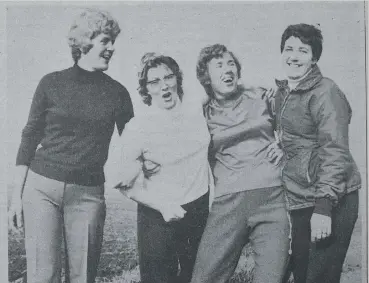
[[95, 64, 109, 72]]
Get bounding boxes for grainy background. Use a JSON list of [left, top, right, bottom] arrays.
[[4, 2, 367, 282]]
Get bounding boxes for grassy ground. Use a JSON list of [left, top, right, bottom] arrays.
[[9, 189, 364, 283]]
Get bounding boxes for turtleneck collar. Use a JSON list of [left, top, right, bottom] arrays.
[[71, 64, 105, 82], [287, 66, 314, 90]]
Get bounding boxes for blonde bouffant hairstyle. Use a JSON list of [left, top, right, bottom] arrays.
[[67, 9, 121, 63]]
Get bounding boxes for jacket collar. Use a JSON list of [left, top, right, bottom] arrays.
[[275, 64, 323, 92]]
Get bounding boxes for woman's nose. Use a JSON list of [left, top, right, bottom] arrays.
[[289, 51, 299, 61], [161, 81, 169, 90], [107, 42, 115, 52]]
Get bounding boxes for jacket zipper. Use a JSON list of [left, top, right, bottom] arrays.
[[279, 89, 292, 208], [306, 169, 312, 183]]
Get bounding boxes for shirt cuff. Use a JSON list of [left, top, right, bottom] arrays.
[[314, 198, 333, 218]]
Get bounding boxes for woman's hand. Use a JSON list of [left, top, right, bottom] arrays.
[[8, 165, 29, 233], [159, 203, 187, 222], [8, 195, 23, 232], [266, 141, 283, 165], [264, 87, 276, 100], [310, 213, 332, 242], [262, 87, 276, 100]]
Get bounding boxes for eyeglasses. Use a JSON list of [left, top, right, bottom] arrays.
[[146, 73, 176, 90]]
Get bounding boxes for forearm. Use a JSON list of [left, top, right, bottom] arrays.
[[312, 84, 352, 215]]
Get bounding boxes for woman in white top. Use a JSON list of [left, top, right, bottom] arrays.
[[115, 53, 212, 283]]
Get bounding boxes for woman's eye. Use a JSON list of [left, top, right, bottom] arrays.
[[149, 80, 159, 86]]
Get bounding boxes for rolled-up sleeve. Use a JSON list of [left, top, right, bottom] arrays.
[[310, 82, 354, 216], [16, 77, 48, 166]]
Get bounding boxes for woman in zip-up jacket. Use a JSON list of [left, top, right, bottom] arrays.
[[274, 23, 361, 283]]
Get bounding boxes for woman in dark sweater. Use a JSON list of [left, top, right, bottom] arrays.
[[8, 9, 134, 283]]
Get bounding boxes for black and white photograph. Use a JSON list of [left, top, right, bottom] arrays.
[[5, 2, 367, 283]]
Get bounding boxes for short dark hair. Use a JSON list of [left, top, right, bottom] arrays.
[[280, 23, 323, 62], [137, 53, 184, 106], [196, 44, 241, 98]]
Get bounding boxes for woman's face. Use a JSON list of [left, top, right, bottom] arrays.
[[207, 52, 239, 101], [282, 36, 316, 80], [82, 33, 115, 71], [146, 64, 180, 110]]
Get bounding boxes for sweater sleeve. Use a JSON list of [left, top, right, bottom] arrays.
[[117, 117, 145, 187], [16, 77, 48, 166], [310, 82, 353, 217], [115, 85, 134, 136]]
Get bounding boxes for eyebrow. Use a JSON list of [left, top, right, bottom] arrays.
[[147, 73, 174, 82]]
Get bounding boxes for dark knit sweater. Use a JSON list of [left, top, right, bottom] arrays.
[[16, 64, 134, 185]]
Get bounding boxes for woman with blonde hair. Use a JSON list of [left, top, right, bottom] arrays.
[[8, 9, 134, 283]]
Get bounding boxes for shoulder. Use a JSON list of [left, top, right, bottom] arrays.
[[239, 85, 269, 105], [35, 67, 74, 91], [102, 74, 130, 95], [239, 84, 266, 97], [315, 77, 340, 93], [312, 77, 348, 104], [310, 77, 352, 118]]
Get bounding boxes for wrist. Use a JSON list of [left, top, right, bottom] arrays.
[[314, 198, 333, 218]]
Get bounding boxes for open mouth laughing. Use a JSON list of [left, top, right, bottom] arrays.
[[101, 52, 113, 62], [222, 75, 235, 85], [287, 62, 303, 68], [162, 92, 172, 101]]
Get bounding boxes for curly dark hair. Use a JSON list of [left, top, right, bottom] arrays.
[[280, 23, 323, 62], [137, 53, 184, 106], [196, 44, 241, 98]]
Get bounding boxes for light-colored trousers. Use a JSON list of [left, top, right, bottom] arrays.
[[22, 170, 106, 283], [190, 186, 290, 283]]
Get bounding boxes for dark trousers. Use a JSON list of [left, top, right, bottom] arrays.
[[287, 190, 359, 283], [137, 192, 209, 283]]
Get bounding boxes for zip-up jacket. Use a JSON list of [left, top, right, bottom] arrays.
[[275, 65, 361, 216]]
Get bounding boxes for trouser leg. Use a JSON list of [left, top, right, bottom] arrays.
[[289, 206, 314, 283], [63, 184, 106, 283], [22, 170, 64, 283], [176, 192, 209, 283], [306, 191, 359, 283], [190, 192, 251, 283], [248, 186, 290, 283], [137, 204, 178, 283]]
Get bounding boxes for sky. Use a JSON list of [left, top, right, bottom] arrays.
[[5, 2, 366, 192]]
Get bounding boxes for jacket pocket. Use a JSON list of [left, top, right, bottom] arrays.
[[284, 150, 315, 188], [307, 150, 319, 185]]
